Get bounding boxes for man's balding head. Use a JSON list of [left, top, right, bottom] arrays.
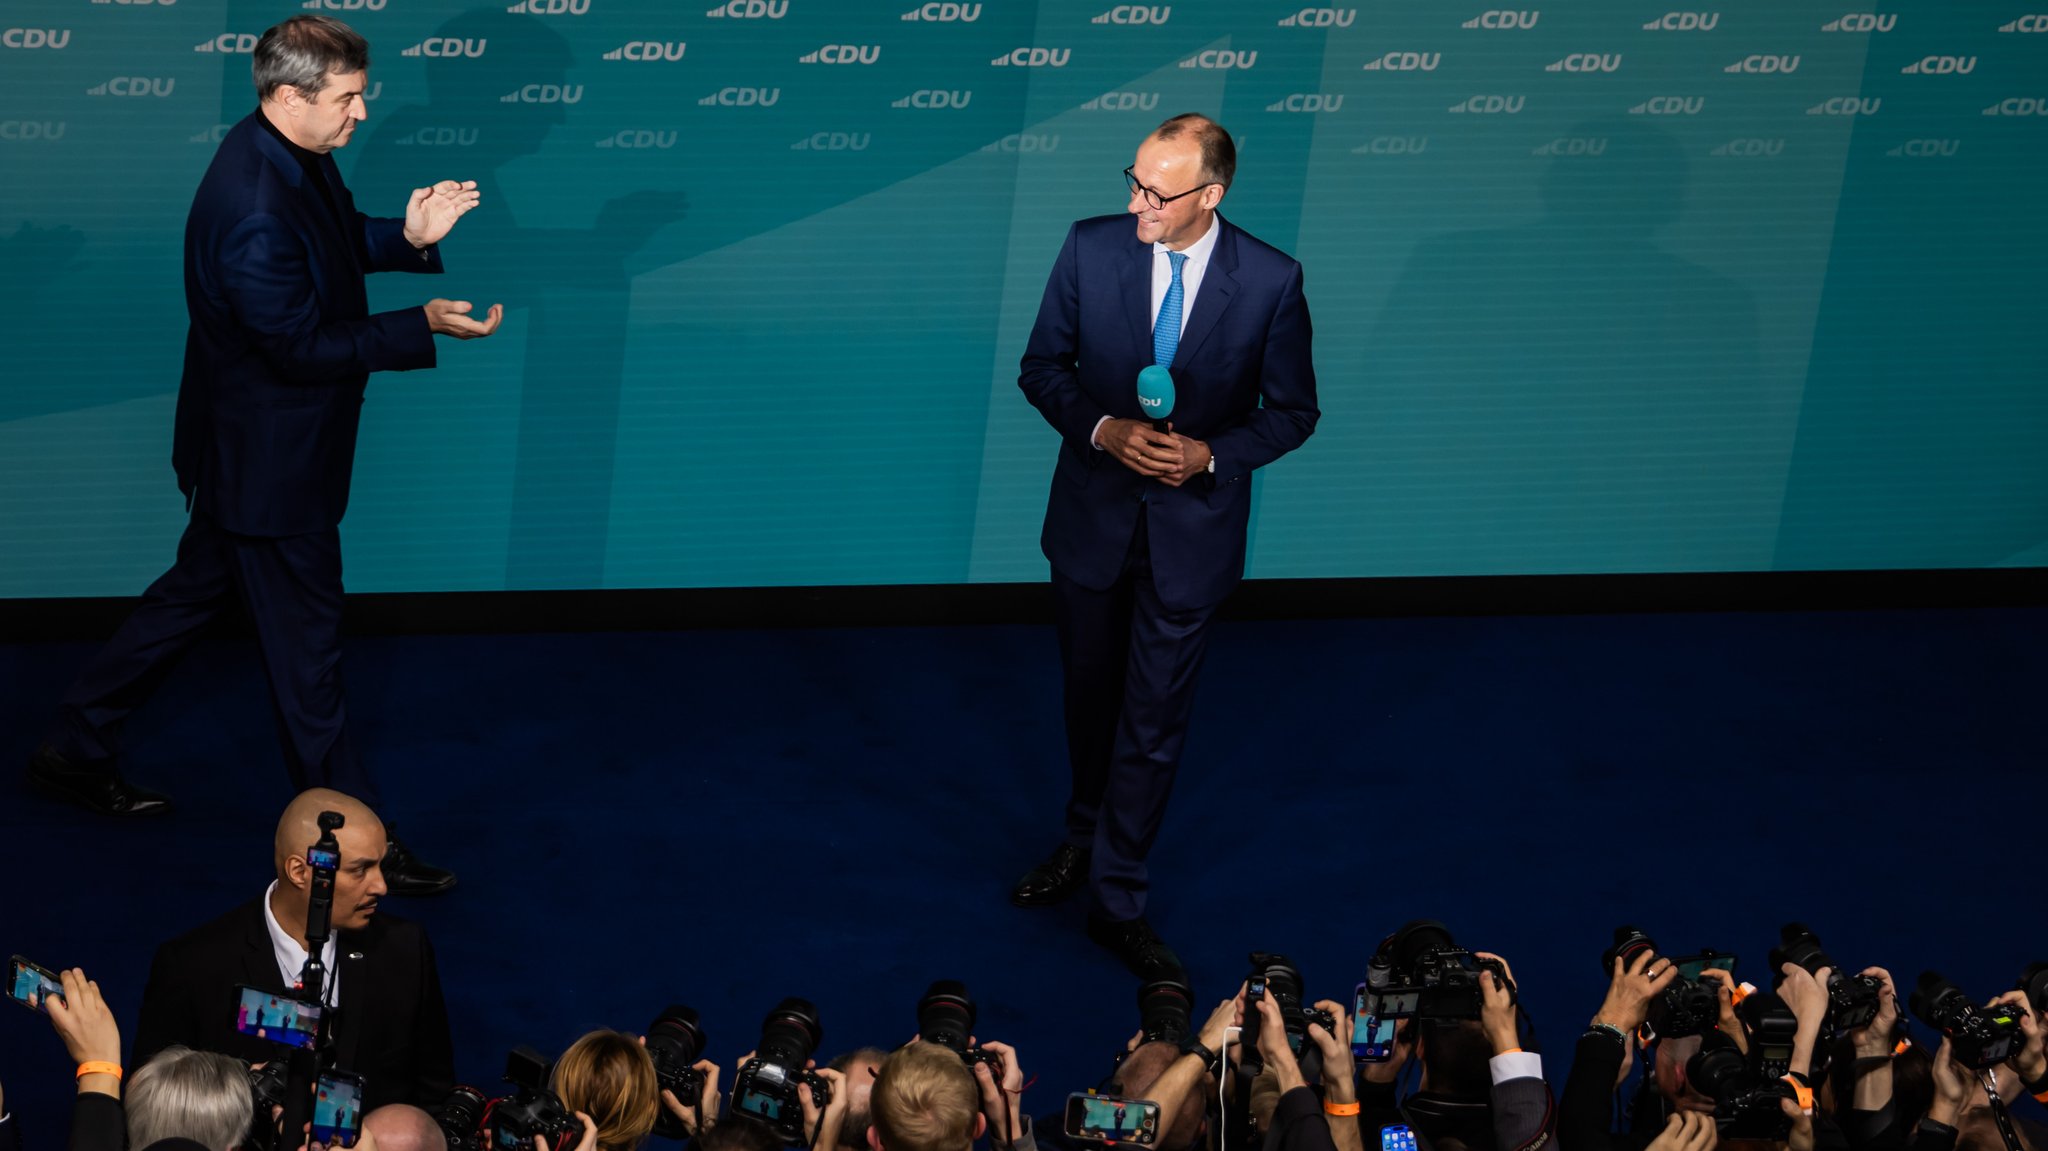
[[364, 1105, 447, 1151], [270, 789, 388, 934], [274, 788, 383, 873]]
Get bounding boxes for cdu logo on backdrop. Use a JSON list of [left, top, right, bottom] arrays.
[[1533, 136, 1606, 155], [194, 32, 260, 52], [1807, 97, 1879, 115], [901, 3, 980, 20], [304, 0, 388, 10], [1724, 55, 1800, 73], [596, 129, 678, 148], [1901, 56, 1976, 74], [698, 87, 781, 106], [1351, 136, 1428, 155], [800, 44, 881, 64], [1266, 93, 1345, 111], [0, 120, 68, 139], [1821, 14, 1896, 32], [1361, 51, 1438, 70], [1464, 11, 1539, 29], [1080, 91, 1159, 111], [1710, 138, 1784, 156], [1450, 94, 1526, 113], [3, 28, 72, 48], [1093, 6, 1171, 23], [1999, 15, 2048, 31], [1982, 98, 2048, 116], [992, 47, 1071, 66], [603, 41, 685, 61], [1183, 49, 1256, 68], [88, 76, 177, 95], [401, 38, 488, 57], [1545, 54, 1620, 72], [981, 132, 1059, 152], [1643, 12, 1719, 30], [892, 89, 972, 108], [1278, 8, 1356, 26], [1630, 96, 1704, 115], [1887, 139, 1958, 156], [707, 0, 787, 17]]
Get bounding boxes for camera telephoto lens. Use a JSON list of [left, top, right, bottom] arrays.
[[917, 981, 977, 1053]]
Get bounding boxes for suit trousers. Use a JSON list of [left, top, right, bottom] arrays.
[[53, 509, 372, 804], [1052, 502, 1219, 922]]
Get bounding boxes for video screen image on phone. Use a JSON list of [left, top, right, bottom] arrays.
[[11, 965, 61, 1006], [314, 1079, 363, 1147]]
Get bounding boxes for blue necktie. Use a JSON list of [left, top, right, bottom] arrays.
[[1153, 250, 1187, 366]]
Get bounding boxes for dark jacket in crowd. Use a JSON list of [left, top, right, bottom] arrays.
[[133, 899, 454, 1113], [1359, 1071, 1553, 1151]]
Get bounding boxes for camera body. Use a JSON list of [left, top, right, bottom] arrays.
[[1685, 1032, 1796, 1141], [1911, 973, 2023, 1071], [732, 998, 831, 1144], [1600, 926, 1730, 1040], [2017, 963, 2048, 1016], [1769, 924, 1882, 1032], [646, 1006, 710, 1142], [488, 1047, 582, 1151], [1368, 922, 1513, 1022], [246, 1060, 293, 1151]]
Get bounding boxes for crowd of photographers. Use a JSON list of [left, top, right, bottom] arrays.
[[9, 918, 2045, 1151]]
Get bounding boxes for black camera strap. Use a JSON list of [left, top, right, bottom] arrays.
[[1976, 1069, 2024, 1151]]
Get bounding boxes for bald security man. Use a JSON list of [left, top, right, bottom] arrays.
[[134, 789, 455, 1112]]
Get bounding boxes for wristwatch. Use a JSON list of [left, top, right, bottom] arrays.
[[1178, 1035, 1220, 1069]]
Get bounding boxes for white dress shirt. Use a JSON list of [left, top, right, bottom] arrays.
[[1092, 214, 1223, 450], [263, 879, 341, 1007]]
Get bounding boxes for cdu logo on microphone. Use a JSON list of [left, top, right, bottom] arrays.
[[1137, 365, 1175, 429]]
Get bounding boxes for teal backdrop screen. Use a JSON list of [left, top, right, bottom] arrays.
[[2, 1, 2043, 594]]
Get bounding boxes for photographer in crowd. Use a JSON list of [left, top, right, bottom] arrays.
[[1356, 952, 1553, 1151], [134, 788, 454, 1111], [553, 1031, 662, 1151]]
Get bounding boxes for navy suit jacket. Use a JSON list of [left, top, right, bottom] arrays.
[[1019, 213, 1319, 611], [172, 112, 443, 538]]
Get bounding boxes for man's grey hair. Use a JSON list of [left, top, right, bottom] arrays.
[[253, 15, 370, 101], [126, 1046, 255, 1151]]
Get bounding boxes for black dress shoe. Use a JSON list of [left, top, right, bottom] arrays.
[[380, 828, 457, 897], [26, 743, 174, 817], [1011, 842, 1091, 907], [1086, 914, 1185, 981]]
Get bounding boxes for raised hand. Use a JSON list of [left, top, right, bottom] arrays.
[[404, 180, 482, 249]]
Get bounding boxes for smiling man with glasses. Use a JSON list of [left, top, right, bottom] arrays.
[[1013, 114, 1321, 981]]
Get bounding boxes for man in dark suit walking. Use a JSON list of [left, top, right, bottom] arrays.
[[1012, 115, 1319, 976], [134, 788, 455, 1113], [26, 16, 500, 893]]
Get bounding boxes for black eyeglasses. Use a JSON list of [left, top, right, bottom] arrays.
[[1124, 166, 1214, 210]]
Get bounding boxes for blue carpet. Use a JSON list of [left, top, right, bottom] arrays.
[[3, 608, 2043, 1148]]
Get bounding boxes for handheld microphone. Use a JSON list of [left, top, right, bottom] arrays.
[[1136, 364, 1175, 433]]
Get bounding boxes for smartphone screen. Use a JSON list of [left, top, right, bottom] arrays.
[[10, 957, 64, 1011], [1381, 1125, 1418, 1151], [234, 985, 321, 1050], [1064, 1093, 1161, 1145], [312, 1070, 365, 1148], [1352, 1004, 1396, 1062]]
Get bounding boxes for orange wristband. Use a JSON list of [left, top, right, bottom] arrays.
[[1781, 1075, 1814, 1112], [76, 1062, 122, 1081], [1323, 1101, 1361, 1116]]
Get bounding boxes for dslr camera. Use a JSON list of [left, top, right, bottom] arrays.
[[1910, 972, 2024, 1071], [916, 981, 1007, 1077], [1242, 953, 1336, 1063], [246, 1060, 293, 1151], [1137, 976, 1194, 1047], [1366, 921, 1513, 1022], [1769, 924, 1884, 1032], [731, 998, 832, 1144], [1601, 926, 1732, 1040], [646, 1006, 710, 1142], [489, 1047, 583, 1151], [1685, 1030, 1797, 1140], [425, 1087, 489, 1151]]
